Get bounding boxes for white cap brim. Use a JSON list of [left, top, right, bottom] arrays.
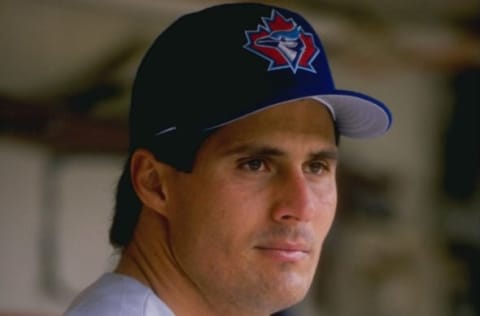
[[314, 89, 392, 138]]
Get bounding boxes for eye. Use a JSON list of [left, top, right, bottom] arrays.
[[239, 159, 267, 172], [304, 161, 328, 175]]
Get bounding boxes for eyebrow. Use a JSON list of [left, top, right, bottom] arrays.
[[222, 144, 339, 161]]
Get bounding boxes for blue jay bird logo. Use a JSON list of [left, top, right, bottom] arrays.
[[244, 9, 320, 74]]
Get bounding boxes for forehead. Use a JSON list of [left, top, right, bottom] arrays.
[[199, 98, 337, 154]]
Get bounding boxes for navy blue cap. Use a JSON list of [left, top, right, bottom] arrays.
[[129, 2, 392, 158]]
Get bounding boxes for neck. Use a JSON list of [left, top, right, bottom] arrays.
[[115, 208, 266, 316]]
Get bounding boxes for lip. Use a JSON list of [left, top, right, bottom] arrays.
[[255, 242, 310, 262]]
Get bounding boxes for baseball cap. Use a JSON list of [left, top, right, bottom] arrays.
[[129, 2, 392, 167]]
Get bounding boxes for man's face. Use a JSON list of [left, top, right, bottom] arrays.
[[164, 98, 338, 314]]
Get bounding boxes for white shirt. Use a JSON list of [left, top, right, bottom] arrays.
[[64, 273, 175, 316]]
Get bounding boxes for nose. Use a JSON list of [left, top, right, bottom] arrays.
[[270, 169, 315, 223]]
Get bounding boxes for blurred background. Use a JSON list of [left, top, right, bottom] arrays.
[[0, 0, 479, 315]]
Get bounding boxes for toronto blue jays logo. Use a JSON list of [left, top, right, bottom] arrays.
[[243, 9, 320, 74]]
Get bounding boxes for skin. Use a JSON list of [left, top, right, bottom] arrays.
[[116, 98, 338, 316]]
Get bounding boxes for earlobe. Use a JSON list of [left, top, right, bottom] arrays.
[[130, 149, 171, 217]]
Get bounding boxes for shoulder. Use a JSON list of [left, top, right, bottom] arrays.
[[64, 273, 174, 316]]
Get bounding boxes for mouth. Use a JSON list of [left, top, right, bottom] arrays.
[[255, 243, 310, 262]]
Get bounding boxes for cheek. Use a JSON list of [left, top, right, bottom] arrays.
[[313, 181, 337, 234], [169, 177, 255, 255], [168, 183, 261, 289]]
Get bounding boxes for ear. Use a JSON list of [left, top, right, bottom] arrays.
[[130, 149, 172, 217]]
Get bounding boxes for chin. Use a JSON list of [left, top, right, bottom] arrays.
[[269, 279, 311, 312]]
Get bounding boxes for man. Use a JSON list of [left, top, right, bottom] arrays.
[[65, 2, 392, 316]]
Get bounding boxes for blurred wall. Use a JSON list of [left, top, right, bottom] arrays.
[[0, 138, 124, 315]]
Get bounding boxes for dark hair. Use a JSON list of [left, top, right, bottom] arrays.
[[109, 124, 340, 248], [109, 157, 139, 248]]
